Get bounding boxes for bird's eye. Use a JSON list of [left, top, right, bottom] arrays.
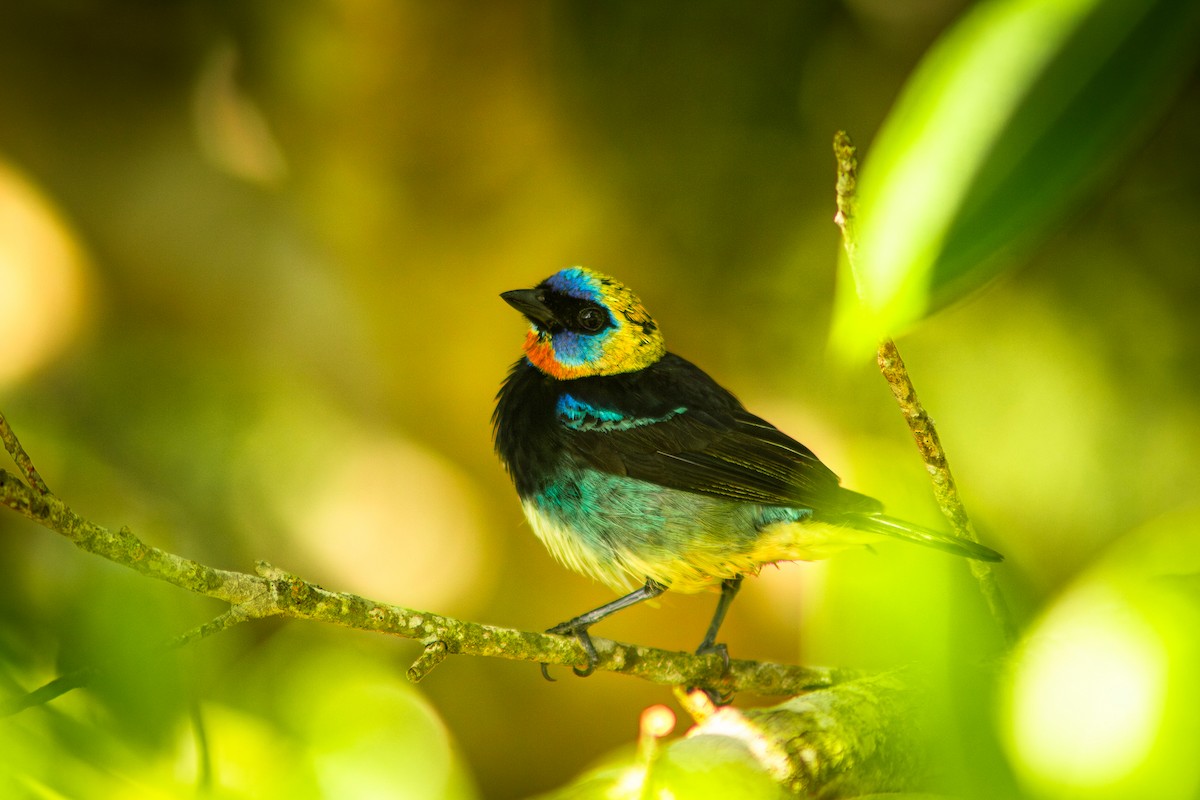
[[577, 306, 606, 333]]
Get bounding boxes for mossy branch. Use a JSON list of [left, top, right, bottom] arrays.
[[833, 131, 1016, 644], [0, 411, 849, 713], [0, 410, 957, 792], [557, 673, 930, 796]]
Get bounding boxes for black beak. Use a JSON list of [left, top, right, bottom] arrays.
[[501, 289, 558, 328]]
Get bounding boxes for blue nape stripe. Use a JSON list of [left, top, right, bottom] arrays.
[[558, 393, 624, 422], [557, 393, 685, 431]]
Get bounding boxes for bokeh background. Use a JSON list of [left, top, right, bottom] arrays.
[[1, 1, 1198, 798]]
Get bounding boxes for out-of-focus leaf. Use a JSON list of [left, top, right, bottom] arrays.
[[264, 642, 478, 800], [833, 0, 1200, 354], [646, 736, 789, 798], [535, 733, 788, 799], [1002, 510, 1200, 799], [1, 634, 478, 800]]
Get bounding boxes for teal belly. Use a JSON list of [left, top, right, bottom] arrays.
[[522, 468, 806, 593]]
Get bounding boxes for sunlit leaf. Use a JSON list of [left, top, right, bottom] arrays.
[[647, 735, 789, 798], [833, 0, 1200, 353], [260, 639, 478, 800], [1002, 510, 1200, 799], [535, 733, 788, 799]]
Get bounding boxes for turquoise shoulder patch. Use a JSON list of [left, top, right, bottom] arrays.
[[556, 393, 685, 432]]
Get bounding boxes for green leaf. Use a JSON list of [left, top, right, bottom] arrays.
[[647, 736, 790, 798], [535, 734, 788, 799], [832, 0, 1200, 354], [1001, 510, 1200, 798]]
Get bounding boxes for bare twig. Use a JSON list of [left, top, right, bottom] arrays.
[[0, 608, 255, 718], [875, 341, 1016, 642], [1, 665, 99, 717], [833, 131, 861, 278], [0, 411, 50, 495], [832, 131, 1015, 644], [408, 641, 450, 683]]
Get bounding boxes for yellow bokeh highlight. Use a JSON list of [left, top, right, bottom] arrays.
[[0, 160, 89, 386], [292, 434, 490, 611], [192, 42, 288, 186], [233, 395, 493, 614], [1001, 511, 1200, 800], [1006, 583, 1168, 791]]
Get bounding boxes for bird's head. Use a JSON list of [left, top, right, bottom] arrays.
[[502, 267, 666, 379]]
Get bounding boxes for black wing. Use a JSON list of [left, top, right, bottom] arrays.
[[559, 354, 881, 514]]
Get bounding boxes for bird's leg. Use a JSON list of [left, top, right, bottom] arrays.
[[695, 575, 744, 670], [689, 575, 744, 706], [542, 578, 667, 679]]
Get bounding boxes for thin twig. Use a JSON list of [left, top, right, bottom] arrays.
[[0, 665, 99, 717], [408, 640, 450, 683], [875, 342, 1015, 642], [832, 131, 1015, 644], [191, 702, 214, 794], [169, 606, 258, 648], [0, 411, 50, 495], [833, 131, 860, 279], [0, 608, 256, 718]]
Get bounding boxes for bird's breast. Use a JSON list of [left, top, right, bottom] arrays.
[[519, 467, 774, 593]]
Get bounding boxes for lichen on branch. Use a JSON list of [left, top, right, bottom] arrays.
[[0, 412, 844, 702]]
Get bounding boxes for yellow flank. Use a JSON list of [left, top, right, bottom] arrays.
[[749, 518, 881, 563], [523, 500, 879, 595]]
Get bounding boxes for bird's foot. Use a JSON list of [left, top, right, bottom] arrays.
[[690, 641, 735, 705], [537, 578, 666, 681], [694, 640, 731, 673], [541, 621, 599, 680], [691, 685, 735, 706]]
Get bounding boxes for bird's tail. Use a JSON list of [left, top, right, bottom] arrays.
[[838, 513, 1004, 562]]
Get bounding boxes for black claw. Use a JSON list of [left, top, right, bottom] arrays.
[[690, 641, 734, 704], [539, 662, 556, 682], [545, 623, 600, 679], [570, 627, 599, 676], [702, 686, 736, 706], [684, 680, 736, 706], [539, 578, 667, 683]]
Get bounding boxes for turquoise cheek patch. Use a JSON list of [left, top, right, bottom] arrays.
[[552, 329, 610, 367]]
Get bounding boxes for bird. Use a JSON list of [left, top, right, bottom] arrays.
[[492, 266, 1002, 679]]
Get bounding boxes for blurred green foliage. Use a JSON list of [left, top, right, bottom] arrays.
[[834, 0, 1200, 351], [537, 736, 790, 800], [1, 0, 1198, 797]]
